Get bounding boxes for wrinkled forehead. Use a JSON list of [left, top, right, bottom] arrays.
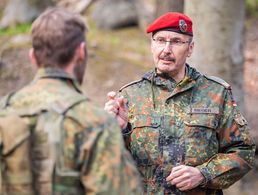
[[153, 30, 189, 39]]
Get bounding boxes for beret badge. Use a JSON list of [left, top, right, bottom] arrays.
[[179, 19, 187, 32]]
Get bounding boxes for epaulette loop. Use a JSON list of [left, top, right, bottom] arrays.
[[204, 75, 231, 89], [119, 79, 143, 92]]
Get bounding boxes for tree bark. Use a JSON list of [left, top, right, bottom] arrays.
[[156, 0, 184, 17], [185, 0, 245, 110]]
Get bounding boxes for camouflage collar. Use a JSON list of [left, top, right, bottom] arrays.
[[185, 64, 201, 81], [33, 67, 82, 93], [142, 64, 201, 91], [143, 70, 176, 92]]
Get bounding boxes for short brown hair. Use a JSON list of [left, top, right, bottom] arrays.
[[31, 8, 87, 68]]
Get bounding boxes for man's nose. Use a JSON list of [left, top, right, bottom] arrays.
[[163, 42, 173, 53]]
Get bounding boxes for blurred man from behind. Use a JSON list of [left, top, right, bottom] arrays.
[[0, 8, 142, 195]]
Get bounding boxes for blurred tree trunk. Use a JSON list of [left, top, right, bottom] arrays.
[[133, 0, 154, 30], [185, 0, 245, 110], [156, 0, 184, 17], [0, 0, 53, 29], [57, 0, 96, 13]]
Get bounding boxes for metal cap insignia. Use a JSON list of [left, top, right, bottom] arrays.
[[179, 19, 187, 32]]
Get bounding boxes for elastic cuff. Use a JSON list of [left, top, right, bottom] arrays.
[[122, 123, 132, 136], [196, 166, 212, 187]]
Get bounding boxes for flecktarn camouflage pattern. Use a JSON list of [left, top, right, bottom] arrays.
[[0, 67, 142, 195], [119, 64, 256, 195]]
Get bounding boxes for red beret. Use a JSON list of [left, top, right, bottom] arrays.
[[146, 12, 193, 36]]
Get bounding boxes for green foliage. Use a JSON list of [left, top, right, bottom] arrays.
[[0, 23, 31, 36], [246, 0, 258, 17]]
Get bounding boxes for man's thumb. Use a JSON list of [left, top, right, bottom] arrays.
[[118, 97, 127, 109]]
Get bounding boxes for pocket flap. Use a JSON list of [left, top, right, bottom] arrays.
[[184, 114, 218, 129], [0, 114, 30, 155], [131, 114, 160, 128]]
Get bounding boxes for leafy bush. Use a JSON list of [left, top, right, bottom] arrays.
[[0, 23, 31, 36]]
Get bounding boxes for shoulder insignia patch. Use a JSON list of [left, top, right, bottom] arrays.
[[119, 79, 143, 92], [204, 75, 231, 89]]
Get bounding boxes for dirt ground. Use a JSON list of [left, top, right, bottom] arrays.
[[0, 17, 257, 195]]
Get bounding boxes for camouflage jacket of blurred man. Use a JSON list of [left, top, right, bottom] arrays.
[[105, 12, 256, 195], [0, 8, 142, 195]]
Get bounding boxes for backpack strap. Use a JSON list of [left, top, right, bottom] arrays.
[[32, 95, 88, 194]]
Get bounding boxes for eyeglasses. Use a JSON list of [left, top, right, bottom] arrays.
[[152, 37, 191, 47]]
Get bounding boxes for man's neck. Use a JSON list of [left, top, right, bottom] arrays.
[[63, 62, 76, 78], [157, 66, 186, 83]]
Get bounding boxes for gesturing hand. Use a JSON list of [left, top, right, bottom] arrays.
[[104, 91, 128, 129]]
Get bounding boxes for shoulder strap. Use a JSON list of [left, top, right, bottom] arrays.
[[27, 96, 87, 195], [119, 79, 143, 92], [32, 95, 88, 194], [204, 75, 231, 89]]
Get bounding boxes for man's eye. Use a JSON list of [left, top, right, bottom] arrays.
[[173, 40, 181, 44], [156, 38, 166, 43]]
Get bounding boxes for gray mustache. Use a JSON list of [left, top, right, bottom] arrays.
[[160, 57, 175, 62]]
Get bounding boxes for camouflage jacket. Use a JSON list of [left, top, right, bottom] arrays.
[[119, 65, 256, 195], [0, 67, 142, 195]]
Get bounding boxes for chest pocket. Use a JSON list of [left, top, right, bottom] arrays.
[[131, 114, 160, 129], [130, 114, 161, 166], [184, 114, 219, 165]]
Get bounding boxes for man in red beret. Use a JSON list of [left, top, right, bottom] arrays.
[[105, 12, 255, 194]]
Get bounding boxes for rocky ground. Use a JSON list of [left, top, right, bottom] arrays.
[[0, 16, 257, 195]]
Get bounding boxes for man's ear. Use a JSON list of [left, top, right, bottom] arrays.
[[78, 42, 87, 60], [29, 48, 38, 67], [187, 41, 194, 57]]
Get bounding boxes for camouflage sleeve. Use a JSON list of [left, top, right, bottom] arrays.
[[196, 89, 256, 189], [63, 105, 142, 195]]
